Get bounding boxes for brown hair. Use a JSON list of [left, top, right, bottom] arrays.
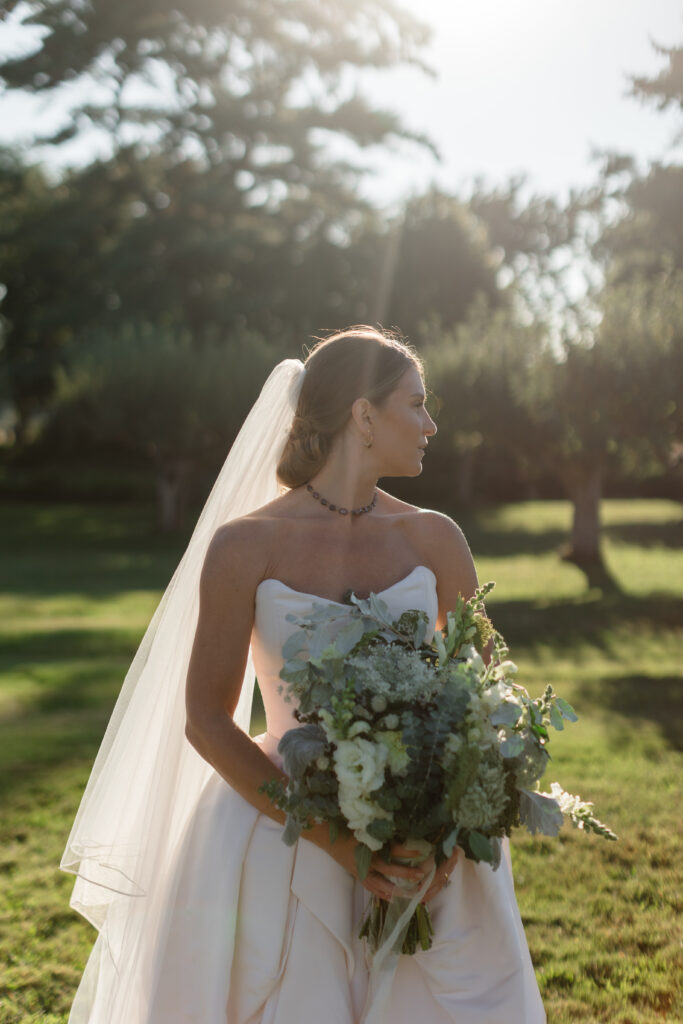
[[277, 325, 423, 489]]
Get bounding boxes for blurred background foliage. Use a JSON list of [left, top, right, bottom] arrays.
[[0, 0, 681, 583]]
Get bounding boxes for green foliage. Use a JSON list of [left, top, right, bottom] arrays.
[[0, 498, 681, 1020], [354, 843, 373, 882]]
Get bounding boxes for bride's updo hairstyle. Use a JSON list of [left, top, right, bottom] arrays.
[[277, 325, 423, 489]]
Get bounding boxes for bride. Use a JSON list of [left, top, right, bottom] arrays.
[[62, 326, 546, 1023]]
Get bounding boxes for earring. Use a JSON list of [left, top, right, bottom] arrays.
[[364, 433, 373, 448]]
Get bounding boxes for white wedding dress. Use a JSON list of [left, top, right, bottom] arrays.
[[70, 564, 546, 1023]]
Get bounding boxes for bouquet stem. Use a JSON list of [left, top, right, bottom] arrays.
[[359, 896, 435, 954]]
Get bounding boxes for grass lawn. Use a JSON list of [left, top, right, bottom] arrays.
[[0, 497, 681, 1023]]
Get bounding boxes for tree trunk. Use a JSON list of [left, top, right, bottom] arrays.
[[557, 464, 610, 577], [562, 464, 603, 565], [155, 456, 192, 532]]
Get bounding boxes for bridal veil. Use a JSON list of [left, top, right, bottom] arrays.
[[61, 357, 306, 931]]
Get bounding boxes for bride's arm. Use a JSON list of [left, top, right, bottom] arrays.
[[184, 520, 427, 902], [418, 510, 494, 666]]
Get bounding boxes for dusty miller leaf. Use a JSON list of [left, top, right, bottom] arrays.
[[519, 789, 564, 836]]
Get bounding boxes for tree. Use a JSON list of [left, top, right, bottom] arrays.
[[424, 292, 548, 508], [0, 0, 437, 217], [628, 39, 683, 113], [0, 2, 440, 438], [426, 269, 683, 579], [46, 324, 279, 529], [371, 186, 504, 342]]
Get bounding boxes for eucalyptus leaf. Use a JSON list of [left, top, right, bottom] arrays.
[[368, 593, 392, 624], [281, 630, 308, 660], [500, 734, 525, 758], [490, 701, 523, 727], [549, 704, 564, 731], [366, 817, 394, 842], [442, 826, 460, 857], [468, 830, 493, 862], [334, 618, 365, 656], [555, 697, 578, 722]]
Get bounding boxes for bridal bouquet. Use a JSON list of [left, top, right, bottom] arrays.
[[260, 581, 617, 955]]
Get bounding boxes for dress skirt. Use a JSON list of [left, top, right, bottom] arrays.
[[99, 733, 547, 1024]]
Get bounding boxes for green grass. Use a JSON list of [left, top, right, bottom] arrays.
[[0, 498, 681, 1023]]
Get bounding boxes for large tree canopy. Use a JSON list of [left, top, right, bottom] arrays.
[[0, 0, 442, 438], [628, 38, 683, 112], [0, 0, 437, 206]]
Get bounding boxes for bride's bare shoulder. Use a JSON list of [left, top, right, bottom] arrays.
[[201, 509, 281, 594]]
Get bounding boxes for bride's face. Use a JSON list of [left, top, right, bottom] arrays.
[[368, 365, 437, 477]]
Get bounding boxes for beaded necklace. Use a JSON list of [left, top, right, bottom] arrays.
[[306, 482, 377, 516]]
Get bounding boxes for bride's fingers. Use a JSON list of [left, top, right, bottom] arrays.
[[421, 849, 459, 904], [371, 857, 425, 884], [363, 871, 397, 901], [389, 842, 424, 858]]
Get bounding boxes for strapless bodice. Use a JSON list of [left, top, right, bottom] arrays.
[[250, 565, 439, 742]]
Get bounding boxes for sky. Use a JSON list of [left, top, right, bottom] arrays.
[[0, 0, 681, 211]]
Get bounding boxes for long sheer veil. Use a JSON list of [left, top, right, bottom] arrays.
[[60, 357, 306, 932]]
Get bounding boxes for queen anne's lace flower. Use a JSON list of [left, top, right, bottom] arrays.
[[346, 646, 436, 702]]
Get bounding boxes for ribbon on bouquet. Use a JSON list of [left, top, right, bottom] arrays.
[[360, 841, 437, 1024]]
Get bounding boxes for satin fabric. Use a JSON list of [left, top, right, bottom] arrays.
[[71, 565, 546, 1022]]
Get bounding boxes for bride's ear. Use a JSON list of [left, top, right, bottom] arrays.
[[350, 396, 373, 435]]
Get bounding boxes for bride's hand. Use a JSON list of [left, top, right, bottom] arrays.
[[420, 846, 459, 904], [319, 834, 430, 901], [363, 842, 434, 902]]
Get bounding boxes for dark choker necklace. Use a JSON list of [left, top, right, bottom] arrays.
[[306, 482, 377, 516]]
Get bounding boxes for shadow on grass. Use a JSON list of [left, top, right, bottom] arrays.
[[490, 592, 683, 650], [604, 519, 683, 550], [0, 628, 143, 672], [0, 502, 187, 599], [574, 674, 683, 752], [463, 525, 571, 559]]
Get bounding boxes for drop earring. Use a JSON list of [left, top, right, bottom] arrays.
[[364, 433, 373, 448]]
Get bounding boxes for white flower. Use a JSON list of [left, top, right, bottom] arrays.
[[333, 738, 388, 794], [461, 644, 486, 675], [348, 719, 371, 738], [355, 815, 392, 852], [480, 722, 500, 748], [444, 733, 463, 756], [371, 694, 388, 713], [382, 713, 400, 730], [376, 730, 410, 776], [467, 692, 483, 716], [315, 756, 330, 770], [337, 791, 391, 850], [481, 681, 509, 712], [489, 659, 518, 681]]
